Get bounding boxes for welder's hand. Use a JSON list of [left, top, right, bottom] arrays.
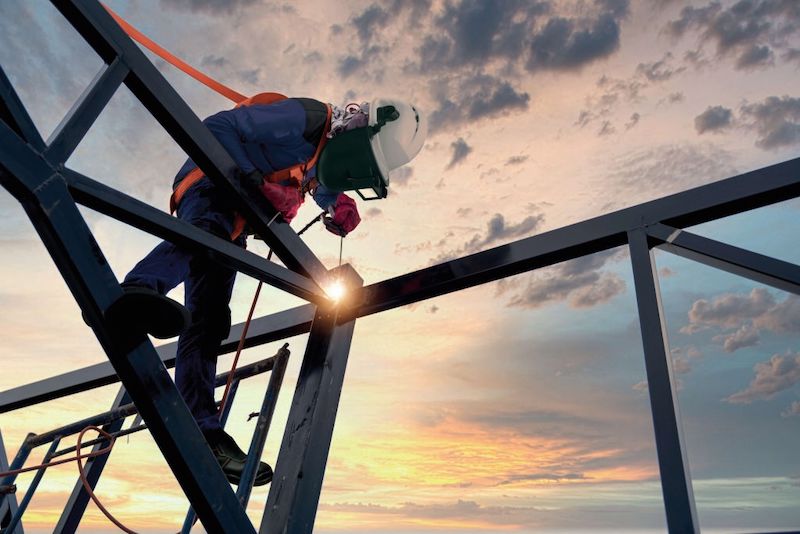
[[323, 193, 360, 236], [241, 169, 265, 192], [260, 182, 303, 223]]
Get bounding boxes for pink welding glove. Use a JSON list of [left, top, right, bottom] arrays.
[[324, 193, 361, 236], [259, 182, 303, 223]]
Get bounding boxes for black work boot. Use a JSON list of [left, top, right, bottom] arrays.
[[102, 285, 190, 339], [204, 429, 273, 486]]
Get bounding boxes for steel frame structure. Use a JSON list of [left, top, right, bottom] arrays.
[[0, 0, 799, 532]]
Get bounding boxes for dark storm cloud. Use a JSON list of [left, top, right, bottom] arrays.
[[736, 44, 774, 68], [695, 105, 734, 134], [429, 74, 530, 133], [499, 249, 626, 310], [447, 138, 473, 168], [740, 95, 800, 149], [160, 0, 261, 14], [352, 4, 391, 43], [526, 13, 622, 72], [666, 0, 800, 71]]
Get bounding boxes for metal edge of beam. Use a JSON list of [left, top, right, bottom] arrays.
[[63, 168, 327, 303], [0, 303, 315, 414], [628, 229, 698, 534], [353, 157, 800, 318], [43, 58, 129, 164], [0, 66, 46, 152], [647, 223, 800, 296], [49, 0, 329, 285]]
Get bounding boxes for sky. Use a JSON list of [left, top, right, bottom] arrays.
[[1, 0, 800, 532]]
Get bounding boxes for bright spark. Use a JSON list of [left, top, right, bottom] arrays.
[[326, 280, 346, 302]]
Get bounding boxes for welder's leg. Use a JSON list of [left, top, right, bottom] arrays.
[[174, 230, 238, 432], [122, 240, 191, 294]]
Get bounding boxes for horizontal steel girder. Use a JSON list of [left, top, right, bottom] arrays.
[[353, 157, 800, 317], [0, 303, 315, 413]]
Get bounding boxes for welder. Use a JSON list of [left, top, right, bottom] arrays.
[[103, 95, 427, 486]]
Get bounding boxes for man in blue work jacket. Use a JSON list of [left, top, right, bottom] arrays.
[[105, 96, 427, 486]]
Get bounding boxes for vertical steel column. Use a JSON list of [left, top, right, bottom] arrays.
[[260, 266, 362, 534], [54, 386, 131, 534], [628, 229, 698, 533], [0, 434, 33, 534], [237, 345, 291, 507], [4, 438, 62, 534]]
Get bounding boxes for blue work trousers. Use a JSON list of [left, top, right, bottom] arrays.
[[124, 178, 244, 432]]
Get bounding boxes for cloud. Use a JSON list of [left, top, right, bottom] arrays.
[[498, 472, 588, 485], [666, 0, 800, 71], [500, 249, 626, 309], [695, 105, 734, 134], [672, 356, 692, 375], [625, 112, 640, 130], [526, 13, 622, 72], [782, 401, 800, 417], [686, 288, 775, 329], [601, 143, 738, 210], [447, 138, 473, 168], [725, 352, 800, 404], [389, 166, 414, 188], [434, 212, 545, 262], [159, 0, 261, 14], [636, 52, 685, 82], [598, 120, 615, 136], [352, 4, 391, 43], [736, 44, 774, 69], [740, 95, 800, 149], [429, 74, 530, 133], [713, 324, 760, 353], [505, 155, 529, 166], [683, 289, 800, 353]]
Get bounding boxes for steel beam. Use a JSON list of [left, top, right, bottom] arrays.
[[44, 58, 129, 164], [628, 229, 698, 533], [237, 344, 290, 507], [0, 435, 31, 534], [648, 223, 800, 296], [261, 267, 361, 534], [50, 0, 328, 285], [353, 157, 800, 317], [53, 387, 130, 534], [4, 438, 61, 534], [0, 303, 314, 413], [63, 169, 326, 304], [0, 429, 24, 534], [0, 122, 254, 532], [0, 67, 45, 151]]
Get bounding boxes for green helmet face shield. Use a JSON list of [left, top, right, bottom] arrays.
[[316, 125, 388, 201]]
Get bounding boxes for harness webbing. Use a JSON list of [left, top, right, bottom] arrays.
[[102, 3, 246, 103]]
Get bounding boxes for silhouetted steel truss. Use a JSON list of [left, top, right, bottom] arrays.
[[1, 1, 799, 532]]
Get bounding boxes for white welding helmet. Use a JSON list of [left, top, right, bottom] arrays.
[[368, 98, 427, 186]]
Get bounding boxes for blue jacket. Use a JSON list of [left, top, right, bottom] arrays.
[[174, 97, 339, 210]]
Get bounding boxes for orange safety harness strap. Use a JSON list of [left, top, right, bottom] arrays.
[[169, 102, 333, 241], [103, 3, 334, 241], [102, 3, 247, 104]]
